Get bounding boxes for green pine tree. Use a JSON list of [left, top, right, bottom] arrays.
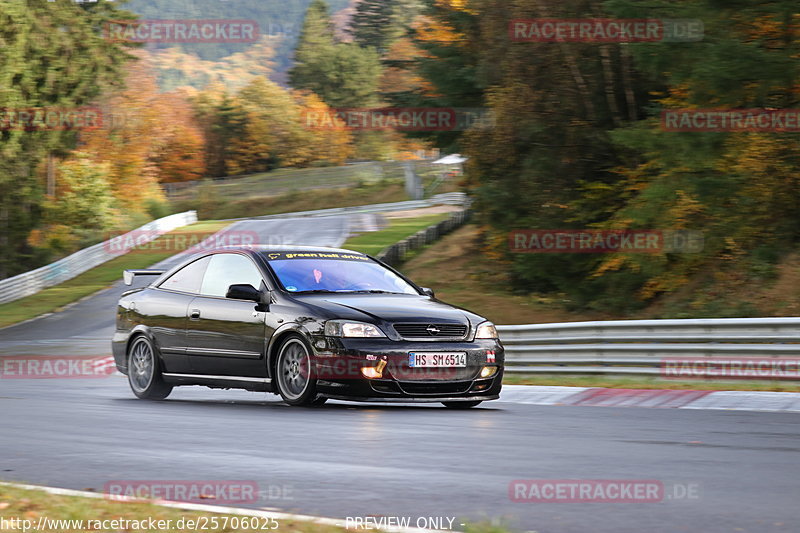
[[289, 0, 381, 108], [0, 0, 135, 278], [350, 0, 393, 51], [289, 0, 338, 92]]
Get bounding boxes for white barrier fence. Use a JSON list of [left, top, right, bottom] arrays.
[[0, 211, 197, 305], [0, 193, 469, 306], [243, 192, 468, 221], [498, 318, 800, 378]]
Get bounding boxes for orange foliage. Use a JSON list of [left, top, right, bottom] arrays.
[[435, 0, 478, 15], [143, 37, 278, 92], [78, 54, 206, 211], [379, 37, 433, 95], [293, 90, 355, 166], [414, 15, 465, 45], [155, 91, 206, 183]]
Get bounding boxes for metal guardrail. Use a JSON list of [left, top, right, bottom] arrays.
[[0, 211, 197, 305], [0, 194, 467, 305], [376, 209, 470, 266], [497, 318, 800, 377]]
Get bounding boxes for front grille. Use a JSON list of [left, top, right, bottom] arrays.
[[370, 381, 402, 394], [390, 365, 477, 381], [393, 323, 468, 339], [397, 381, 472, 395]]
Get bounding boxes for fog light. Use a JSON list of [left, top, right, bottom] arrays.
[[361, 360, 387, 379], [480, 366, 498, 378], [361, 367, 382, 379]]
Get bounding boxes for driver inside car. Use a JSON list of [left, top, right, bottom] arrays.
[[295, 263, 349, 291]]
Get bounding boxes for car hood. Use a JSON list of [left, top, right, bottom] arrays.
[[294, 293, 481, 325]]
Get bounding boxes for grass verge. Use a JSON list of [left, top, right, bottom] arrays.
[[167, 160, 448, 203], [0, 483, 347, 533], [176, 182, 411, 220], [502, 374, 800, 392], [0, 484, 510, 533], [343, 213, 450, 256], [401, 224, 604, 325], [0, 221, 230, 329]]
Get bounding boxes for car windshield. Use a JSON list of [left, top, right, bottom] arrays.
[[262, 252, 419, 295]]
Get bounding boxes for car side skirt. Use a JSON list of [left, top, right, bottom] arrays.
[[162, 373, 274, 392]]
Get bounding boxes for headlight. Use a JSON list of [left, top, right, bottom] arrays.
[[474, 322, 498, 339], [325, 320, 386, 338]]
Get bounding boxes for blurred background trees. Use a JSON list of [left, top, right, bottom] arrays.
[[3, 0, 800, 317], [0, 0, 133, 277]]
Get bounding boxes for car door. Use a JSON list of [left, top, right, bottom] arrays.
[[142, 255, 211, 373], [185, 252, 271, 377]]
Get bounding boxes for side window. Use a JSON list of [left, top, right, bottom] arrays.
[[158, 256, 211, 294], [200, 253, 264, 298]]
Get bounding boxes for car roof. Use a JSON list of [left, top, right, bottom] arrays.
[[213, 244, 365, 255]]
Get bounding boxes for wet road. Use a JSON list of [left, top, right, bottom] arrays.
[[1, 212, 799, 532]]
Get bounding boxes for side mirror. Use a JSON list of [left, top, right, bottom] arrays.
[[226, 284, 262, 302], [420, 287, 435, 298]]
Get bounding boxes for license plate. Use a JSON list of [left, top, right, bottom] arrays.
[[408, 352, 467, 368]]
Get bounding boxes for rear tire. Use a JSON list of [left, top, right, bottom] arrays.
[[275, 335, 318, 406], [442, 401, 482, 409], [127, 336, 172, 400]]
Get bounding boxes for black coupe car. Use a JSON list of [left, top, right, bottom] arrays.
[[112, 246, 504, 407]]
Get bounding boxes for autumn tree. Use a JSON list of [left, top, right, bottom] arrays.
[[400, 0, 657, 309], [73, 54, 206, 224], [193, 89, 248, 178], [0, 0, 136, 277], [294, 90, 355, 165], [589, 0, 800, 313], [153, 90, 207, 183], [28, 154, 117, 255], [146, 37, 278, 92], [350, 0, 426, 54], [228, 78, 356, 173], [195, 76, 356, 177]]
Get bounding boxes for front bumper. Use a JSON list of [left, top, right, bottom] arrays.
[[310, 337, 504, 401], [321, 393, 501, 404]]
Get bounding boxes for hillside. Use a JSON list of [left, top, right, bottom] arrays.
[[125, 0, 352, 79], [402, 225, 800, 324]]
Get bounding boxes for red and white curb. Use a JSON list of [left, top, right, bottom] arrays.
[[499, 385, 800, 412], [5, 355, 800, 413], [92, 355, 117, 374]]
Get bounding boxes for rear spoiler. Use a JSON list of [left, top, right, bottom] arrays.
[[123, 269, 166, 286]]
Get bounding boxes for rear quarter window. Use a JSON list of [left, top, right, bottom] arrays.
[[158, 256, 211, 294]]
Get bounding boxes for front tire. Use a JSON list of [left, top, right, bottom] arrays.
[[442, 401, 482, 409], [127, 336, 172, 400], [275, 335, 318, 406]]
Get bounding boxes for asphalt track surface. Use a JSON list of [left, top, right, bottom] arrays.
[[2, 214, 800, 532]]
